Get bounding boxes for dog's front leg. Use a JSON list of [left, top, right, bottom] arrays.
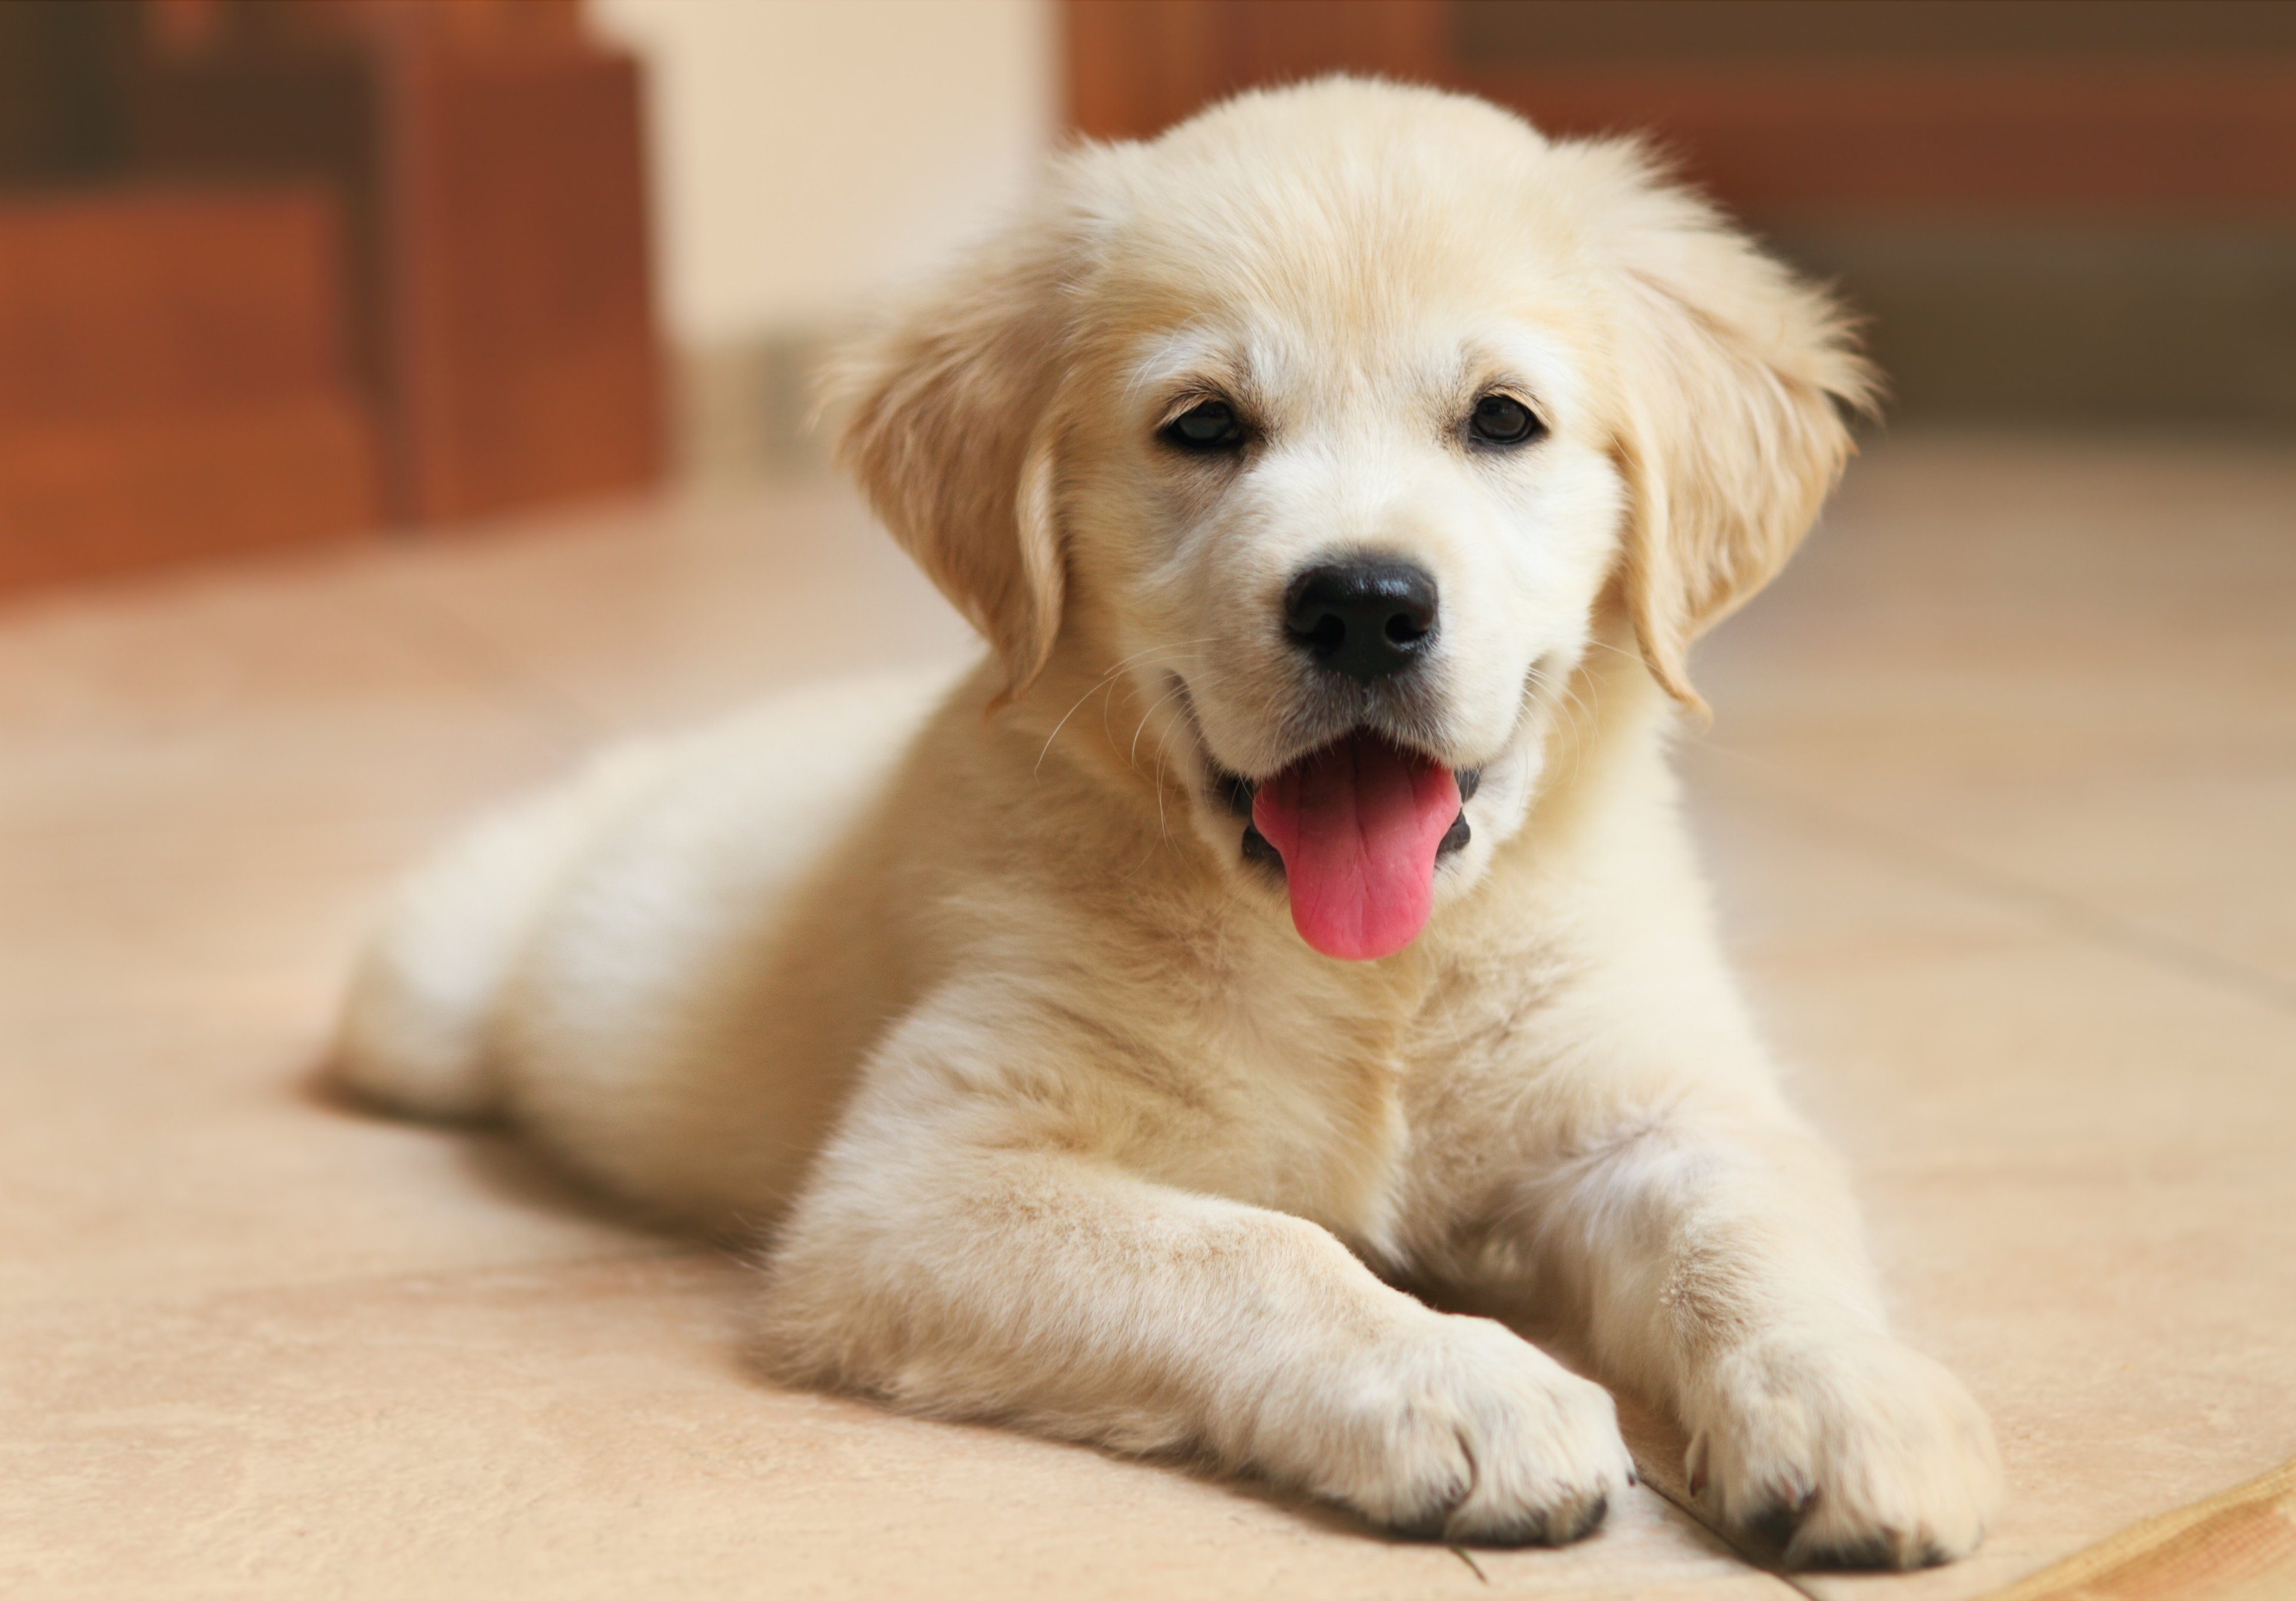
[[759, 997, 1633, 1545], [1522, 1110, 2002, 1567]]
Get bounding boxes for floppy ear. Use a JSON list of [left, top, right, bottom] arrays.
[[1573, 141, 1878, 720], [830, 157, 1122, 705]]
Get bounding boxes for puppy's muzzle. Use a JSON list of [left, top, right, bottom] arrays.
[[1284, 558, 1438, 685]]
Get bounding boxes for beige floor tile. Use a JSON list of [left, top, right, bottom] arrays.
[[0, 744, 546, 1022], [0, 1257, 1792, 1601], [5, 433, 2292, 1597], [1750, 925, 2296, 1171], [0, 1012, 668, 1307], [0, 549, 546, 739], [1774, 763, 2296, 999], [1693, 432, 2296, 993], [1684, 761, 2051, 968], [370, 484, 979, 736], [1683, 788, 2296, 1600]]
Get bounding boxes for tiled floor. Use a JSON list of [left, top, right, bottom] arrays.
[[3, 436, 2291, 1600]]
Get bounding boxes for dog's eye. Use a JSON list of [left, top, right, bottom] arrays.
[[1468, 394, 1543, 448], [1162, 400, 1245, 452]]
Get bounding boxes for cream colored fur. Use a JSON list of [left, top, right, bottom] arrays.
[[336, 80, 2001, 1566]]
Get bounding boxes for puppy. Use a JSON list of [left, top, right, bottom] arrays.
[[336, 79, 2002, 1566]]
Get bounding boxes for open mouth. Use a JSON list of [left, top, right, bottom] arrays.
[[1212, 734, 1481, 962]]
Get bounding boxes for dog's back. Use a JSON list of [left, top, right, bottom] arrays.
[[334, 665, 956, 1224]]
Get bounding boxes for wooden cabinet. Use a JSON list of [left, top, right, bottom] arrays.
[[136, 0, 664, 524], [0, 0, 665, 594], [0, 185, 379, 588], [1064, 0, 2296, 223], [1063, 1, 2296, 427]]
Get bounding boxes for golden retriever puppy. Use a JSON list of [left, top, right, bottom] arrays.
[[335, 78, 2002, 1567]]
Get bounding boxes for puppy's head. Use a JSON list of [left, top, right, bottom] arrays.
[[836, 79, 1872, 961]]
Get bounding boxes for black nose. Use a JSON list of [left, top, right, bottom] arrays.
[[1283, 559, 1439, 684]]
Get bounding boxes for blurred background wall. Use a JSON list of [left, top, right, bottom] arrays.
[[1, 0, 2288, 599], [589, 0, 1050, 482]]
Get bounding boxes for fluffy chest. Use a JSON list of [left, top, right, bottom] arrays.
[[1107, 944, 1446, 1264]]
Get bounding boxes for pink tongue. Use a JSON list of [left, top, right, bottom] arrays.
[[1251, 734, 1460, 961]]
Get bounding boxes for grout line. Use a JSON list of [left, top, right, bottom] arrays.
[[1, 1243, 718, 1321], [1689, 740, 2296, 1022], [1628, 1450, 1824, 1598]]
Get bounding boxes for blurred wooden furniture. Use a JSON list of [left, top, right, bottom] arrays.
[[1062, 1, 2296, 428], [1064, 0, 2296, 222], [135, 0, 665, 525], [0, 185, 379, 589], [0, 0, 663, 596]]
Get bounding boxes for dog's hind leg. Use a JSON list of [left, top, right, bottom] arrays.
[[331, 747, 668, 1122]]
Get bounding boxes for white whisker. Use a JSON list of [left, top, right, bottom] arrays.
[[1034, 637, 1217, 777], [1127, 679, 1191, 769]]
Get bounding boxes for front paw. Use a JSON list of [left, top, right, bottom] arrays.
[[1265, 1314, 1635, 1546], [1688, 1330, 2002, 1569]]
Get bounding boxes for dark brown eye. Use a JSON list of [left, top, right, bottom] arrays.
[[1468, 393, 1542, 448], [1162, 400, 1245, 451]]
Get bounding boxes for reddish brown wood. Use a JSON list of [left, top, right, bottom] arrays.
[[0, 187, 380, 591], [1062, 0, 2296, 225], [1066, 0, 1448, 142], [384, 46, 663, 522], [1466, 64, 2296, 224], [1065, 0, 1226, 144], [134, 0, 665, 527]]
